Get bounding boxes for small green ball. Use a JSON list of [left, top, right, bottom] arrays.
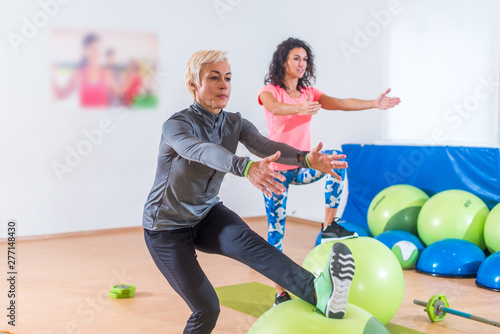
[[392, 241, 419, 269]]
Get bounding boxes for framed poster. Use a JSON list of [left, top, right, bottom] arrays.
[[51, 29, 158, 109]]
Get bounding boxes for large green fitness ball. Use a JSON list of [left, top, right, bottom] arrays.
[[367, 184, 429, 236], [248, 299, 389, 334], [302, 237, 404, 325], [417, 190, 489, 249], [484, 203, 500, 254]]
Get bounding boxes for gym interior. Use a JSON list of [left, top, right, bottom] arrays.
[[2, 0, 500, 333]]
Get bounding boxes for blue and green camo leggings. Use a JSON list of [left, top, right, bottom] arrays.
[[263, 149, 345, 251]]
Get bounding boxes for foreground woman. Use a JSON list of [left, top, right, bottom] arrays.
[[142, 50, 355, 333]]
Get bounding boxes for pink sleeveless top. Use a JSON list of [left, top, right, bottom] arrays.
[[79, 67, 109, 107], [258, 84, 324, 171]]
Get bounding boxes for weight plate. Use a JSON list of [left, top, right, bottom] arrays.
[[109, 284, 136, 298], [427, 294, 449, 322]]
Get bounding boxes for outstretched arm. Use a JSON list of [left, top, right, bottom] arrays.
[[246, 152, 287, 197], [240, 118, 310, 167], [306, 142, 347, 180], [259, 91, 321, 116], [163, 117, 250, 177], [246, 146, 347, 196], [318, 88, 401, 111], [240, 119, 347, 178]]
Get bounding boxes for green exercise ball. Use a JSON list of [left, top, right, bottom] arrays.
[[484, 203, 500, 254], [302, 237, 404, 325], [392, 241, 419, 269], [367, 184, 429, 236], [248, 299, 389, 334], [417, 190, 489, 249]]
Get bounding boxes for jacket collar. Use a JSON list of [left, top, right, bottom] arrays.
[[189, 102, 223, 128]]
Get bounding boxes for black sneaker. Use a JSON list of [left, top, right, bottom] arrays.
[[273, 291, 292, 306], [321, 218, 358, 243]]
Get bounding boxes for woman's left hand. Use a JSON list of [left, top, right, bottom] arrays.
[[307, 142, 347, 180], [375, 88, 401, 110]]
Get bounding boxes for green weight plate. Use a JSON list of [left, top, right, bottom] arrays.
[[109, 290, 135, 299], [109, 284, 136, 298], [426, 294, 449, 322]]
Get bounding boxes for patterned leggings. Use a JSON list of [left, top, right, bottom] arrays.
[[263, 149, 345, 251]]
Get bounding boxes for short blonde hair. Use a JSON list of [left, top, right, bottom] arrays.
[[185, 50, 230, 100]]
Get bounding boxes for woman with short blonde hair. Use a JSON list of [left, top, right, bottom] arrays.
[[184, 50, 229, 99], [142, 50, 356, 333]]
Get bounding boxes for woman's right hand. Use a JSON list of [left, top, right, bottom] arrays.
[[247, 152, 286, 197], [307, 142, 347, 180], [297, 92, 321, 115]]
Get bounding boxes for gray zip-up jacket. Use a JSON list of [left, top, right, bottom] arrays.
[[142, 102, 310, 231]]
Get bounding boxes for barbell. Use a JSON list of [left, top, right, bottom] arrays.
[[413, 294, 500, 328]]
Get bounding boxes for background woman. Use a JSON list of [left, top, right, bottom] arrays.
[[258, 37, 400, 305]]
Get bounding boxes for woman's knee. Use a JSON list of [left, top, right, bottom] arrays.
[[189, 303, 220, 332], [201, 303, 220, 322]]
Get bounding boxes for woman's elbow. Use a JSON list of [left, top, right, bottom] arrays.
[[263, 104, 278, 115]]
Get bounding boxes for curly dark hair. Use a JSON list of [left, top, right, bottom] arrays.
[[264, 37, 316, 91]]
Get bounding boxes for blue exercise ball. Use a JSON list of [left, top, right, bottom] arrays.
[[416, 239, 485, 278], [476, 251, 500, 292], [375, 230, 425, 252], [314, 221, 370, 246]]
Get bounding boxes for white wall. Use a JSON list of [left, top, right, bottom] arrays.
[[0, 0, 281, 237], [2, 0, 497, 237], [383, 0, 500, 146]]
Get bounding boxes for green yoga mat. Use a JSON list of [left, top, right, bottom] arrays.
[[215, 282, 276, 318], [215, 282, 425, 334]]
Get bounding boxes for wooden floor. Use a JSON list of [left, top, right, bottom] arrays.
[[4, 217, 500, 334]]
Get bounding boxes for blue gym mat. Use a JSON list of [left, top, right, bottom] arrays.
[[341, 144, 500, 231]]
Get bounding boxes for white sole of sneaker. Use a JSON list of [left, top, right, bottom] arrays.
[[321, 233, 359, 244], [326, 243, 355, 319]]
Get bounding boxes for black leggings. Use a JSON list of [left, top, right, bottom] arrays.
[[144, 203, 316, 334]]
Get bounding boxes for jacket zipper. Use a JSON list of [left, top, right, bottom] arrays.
[[204, 170, 217, 193]]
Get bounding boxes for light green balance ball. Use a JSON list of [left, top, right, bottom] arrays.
[[367, 184, 429, 236], [392, 241, 419, 269], [302, 237, 404, 325], [484, 203, 500, 254], [248, 299, 389, 334], [417, 189, 489, 249]]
